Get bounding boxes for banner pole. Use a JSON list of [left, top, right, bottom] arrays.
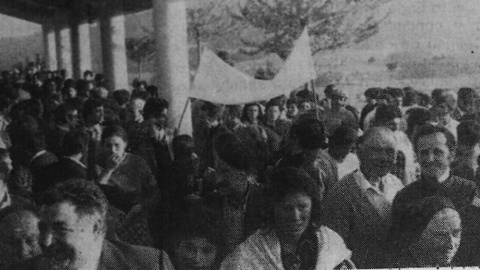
[[311, 79, 319, 120], [177, 97, 191, 133]]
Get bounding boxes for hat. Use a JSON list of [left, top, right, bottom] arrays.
[[390, 196, 456, 249]]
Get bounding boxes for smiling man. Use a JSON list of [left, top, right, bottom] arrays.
[[10, 179, 161, 270]]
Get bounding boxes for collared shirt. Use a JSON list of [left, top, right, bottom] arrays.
[[65, 156, 87, 169], [0, 191, 11, 210], [29, 150, 46, 165], [438, 167, 450, 183], [355, 170, 404, 220], [334, 152, 360, 180]]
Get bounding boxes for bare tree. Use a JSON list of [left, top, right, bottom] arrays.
[[231, 0, 392, 59], [125, 36, 155, 79]]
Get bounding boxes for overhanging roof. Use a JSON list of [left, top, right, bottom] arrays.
[[0, 0, 153, 24]]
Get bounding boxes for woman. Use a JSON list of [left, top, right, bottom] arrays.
[[221, 167, 354, 270], [241, 103, 264, 126], [96, 124, 157, 213], [161, 204, 225, 270], [386, 196, 461, 268], [0, 205, 42, 269]]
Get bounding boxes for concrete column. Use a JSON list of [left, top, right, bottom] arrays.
[[152, 0, 192, 135], [70, 3, 92, 80], [42, 22, 57, 71], [54, 14, 73, 79], [100, 1, 129, 91]]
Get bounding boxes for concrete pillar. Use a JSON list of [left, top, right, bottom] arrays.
[[152, 0, 192, 135], [42, 22, 57, 71], [70, 2, 92, 80], [100, 1, 129, 91], [54, 14, 73, 78]]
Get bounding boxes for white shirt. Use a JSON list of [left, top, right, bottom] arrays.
[[336, 153, 360, 180]]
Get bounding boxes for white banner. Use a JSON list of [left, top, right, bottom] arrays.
[[190, 28, 316, 104]]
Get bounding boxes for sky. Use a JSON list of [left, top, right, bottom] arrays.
[[0, 15, 40, 38]]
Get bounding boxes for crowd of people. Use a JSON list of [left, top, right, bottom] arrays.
[[0, 63, 480, 269]]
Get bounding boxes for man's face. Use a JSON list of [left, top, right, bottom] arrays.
[[299, 102, 311, 113], [40, 202, 104, 270], [329, 141, 355, 162], [416, 132, 453, 180], [383, 117, 402, 132], [0, 211, 42, 267], [90, 106, 105, 125], [266, 106, 281, 122], [129, 99, 145, 120], [331, 96, 347, 108], [223, 113, 240, 130], [174, 237, 218, 270], [417, 208, 461, 266], [394, 97, 403, 107], [274, 192, 312, 240], [66, 109, 79, 129], [433, 103, 451, 118], [360, 146, 396, 180], [247, 106, 259, 122]]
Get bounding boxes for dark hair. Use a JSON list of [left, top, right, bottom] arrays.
[[387, 87, 405, 99], [292, 117, 326, 150], [131, 91, 149, 101], [458, 87, 478, 101], [376, 93, 394, 104], [364, 87, 381, 99], [389, 196, 456, 250], [62, 129, 89, 156], [457, 121, 480, 148], [202, 102, 223, 119], [101, 124, 128, 144], [266, 98, 283, 110], [82, 98, 103, 120], [54, 103, 77, 125], [173, 135, 194, 158], [39, 179, 108, 233], [403, 89, 420, 107], [143, 98, 169, 119], [265, 167, 322, 225], [112, 89, 130, 106], [375, 104, 402, 124], [241, 103, 264, 123], [167, 204, 226, 261], [413, 124, 456, 153], [286, 97, 299, 107], [83, 70, 93, 78], [224, 105, 243, 119], [329, 124, 358, 146], [406, 107, 435, 137], [0, 205, 39, 225], [213, 132, 255, 171]]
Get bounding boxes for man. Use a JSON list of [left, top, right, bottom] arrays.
[[0, 162, 29, 213], [452, 121, 480, 183], [10, 179, 160, 270], [0, 206, 41, 269], [327, 124, 359, 180], [359, 87, 380, 130], [321, 85, 358, 136], [392, 124, 480, 266], [430, 89, 459, 139], [453, 87, 479, 121], [322, 127, 405, 268], [204, 132, 264, 252], [83, 98, 105, 143], [373, 104, 404, 132]]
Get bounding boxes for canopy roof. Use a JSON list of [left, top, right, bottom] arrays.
[[0, 0, 152, 24]]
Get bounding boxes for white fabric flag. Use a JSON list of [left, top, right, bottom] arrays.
[[190, 28, 316, 105]]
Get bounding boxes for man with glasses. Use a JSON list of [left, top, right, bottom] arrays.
[[322, 127, 404, 268]]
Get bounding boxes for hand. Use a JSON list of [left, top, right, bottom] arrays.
[[105, 153, 123, 171]]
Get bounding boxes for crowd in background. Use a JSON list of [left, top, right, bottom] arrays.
[[0, 62, 479, 269]]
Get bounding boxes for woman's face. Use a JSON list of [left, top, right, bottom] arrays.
[[299, 102, 311, 113], [103, 136, 127, 157], [267, 106, 280, 122], [274, 192, 312, 240], [416, 208, 461, 266], [175, 237, 218, 270], [287, 103, 298, 118], [247, 105, 259, 122]]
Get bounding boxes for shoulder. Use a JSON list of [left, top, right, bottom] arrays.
[[101, 240, 160, 269]]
